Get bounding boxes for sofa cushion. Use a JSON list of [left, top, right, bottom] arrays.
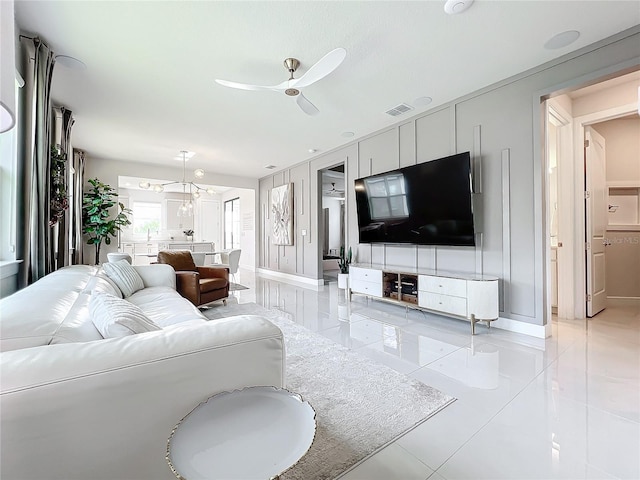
[[127, 286, 206, 327], [103, 260, 145, 297], [82, 272, 123, 298], [90, 292, 161, 338], [199, 277, 228, 293], [0, 266, 98, 351]]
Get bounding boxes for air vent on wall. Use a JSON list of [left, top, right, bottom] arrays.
[[385, 103, 414, 117]]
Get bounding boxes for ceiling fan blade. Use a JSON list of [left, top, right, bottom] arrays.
[[296, 93, 319, 116], [214, 78, 287, 92], [292, 48, 346, 89]]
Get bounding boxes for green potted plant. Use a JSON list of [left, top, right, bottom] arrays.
[[82, 178, 132, 265], [337, 246, 352, 289]]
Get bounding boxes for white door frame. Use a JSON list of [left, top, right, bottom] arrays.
[[571, 102, 636, 319], [545, 100, 574, 319]]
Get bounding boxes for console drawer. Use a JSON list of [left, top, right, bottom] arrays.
[[419, 292, 467, 317], [350, 279, 382, 297], [350, 267, 382, 283], [419, 275, 467, 297]]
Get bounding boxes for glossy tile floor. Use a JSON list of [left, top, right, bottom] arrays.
[[230, 269, 640, 480]]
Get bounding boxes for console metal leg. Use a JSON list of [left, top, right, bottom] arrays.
[[471, 314, 477, 335]]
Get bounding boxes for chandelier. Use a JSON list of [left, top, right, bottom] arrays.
[[138, 150, 215, 217]]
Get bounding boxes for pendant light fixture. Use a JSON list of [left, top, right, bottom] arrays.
[[138, 151, 216, 216]]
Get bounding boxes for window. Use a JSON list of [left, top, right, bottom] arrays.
[[364, 173, 409, 220], [224, 198, 240, 249], [132, 202, 161, 235]]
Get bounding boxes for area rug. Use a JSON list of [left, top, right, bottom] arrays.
[[228, 282, 249, 291], [204, 302, 455, 480]]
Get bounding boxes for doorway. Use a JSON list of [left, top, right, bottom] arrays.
[[319, 164, 346, 282], [544, 70, 640, 320]]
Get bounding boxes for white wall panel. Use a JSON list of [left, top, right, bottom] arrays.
[[436, 246, 476, 272], [385, 244, 417, 268], [417, 245, 437, 270], [399, 122, 416, 168], [416, 108, 453, 162], [359, 129, 399, 175]]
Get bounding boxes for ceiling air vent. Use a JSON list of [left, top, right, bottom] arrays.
[[385, 103, 414, 117]]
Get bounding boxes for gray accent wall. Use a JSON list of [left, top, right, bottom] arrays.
[[258, 27, 640, 327]]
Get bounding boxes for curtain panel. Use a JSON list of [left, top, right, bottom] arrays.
[[51, 106, 75, 268], [16, 36, 55, 286], [70, 148, 85, 265]]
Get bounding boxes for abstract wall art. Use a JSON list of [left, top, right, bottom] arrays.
[[271, 183, 293, 245]]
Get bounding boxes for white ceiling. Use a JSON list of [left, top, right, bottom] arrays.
[[14, 1, 640, 179]]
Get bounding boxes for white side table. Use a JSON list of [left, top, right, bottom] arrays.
[[167, 386, 316, 480]]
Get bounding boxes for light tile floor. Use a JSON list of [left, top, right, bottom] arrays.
[[230, 269, 640, 480]]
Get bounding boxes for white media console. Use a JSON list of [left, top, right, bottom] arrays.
[[348, 263, 499, 335]]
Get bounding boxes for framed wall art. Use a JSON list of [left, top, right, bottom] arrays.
[[271, 183, 293, 245]]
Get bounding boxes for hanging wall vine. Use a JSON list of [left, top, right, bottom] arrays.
[[50, 145, 69, 226]]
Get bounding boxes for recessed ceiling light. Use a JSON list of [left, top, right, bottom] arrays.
[[413, 96, 433, 107], [341, 131, 355, 138], [55, 55, 87, 70], [264, 164, 277, 169], [544, 30, 580, 50], [308, 148, 318, 154], [444, 0, 474, 15]]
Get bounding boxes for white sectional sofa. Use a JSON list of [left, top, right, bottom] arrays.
[[0, 264, 285, 480]]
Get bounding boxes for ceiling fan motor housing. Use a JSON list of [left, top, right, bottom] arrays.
[[283, 58, 301, 96]]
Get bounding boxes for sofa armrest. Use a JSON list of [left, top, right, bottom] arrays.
[[197, 266, 229, 280], [134, 264, 176, 289], [175, 271, 200, 305], [0, 316, 285, 480]]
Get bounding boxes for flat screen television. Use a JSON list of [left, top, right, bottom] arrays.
[[354, 152, 475, 246]]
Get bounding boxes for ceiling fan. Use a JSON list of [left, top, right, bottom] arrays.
[[215, 47, 347, 116], [323, 182, 345, 197]]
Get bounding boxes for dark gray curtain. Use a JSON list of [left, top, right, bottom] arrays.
[[16, 36, 55, 286], [51, 106, 74, 268], [70, 148, 85, 264]]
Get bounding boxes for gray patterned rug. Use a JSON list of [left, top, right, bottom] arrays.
[[204, 302, 455, 480]]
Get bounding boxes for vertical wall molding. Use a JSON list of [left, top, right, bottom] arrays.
[[473, 125, 482, 193], [475, 233, 483, 274], [414, 119, 418, 165], [307, 162, 312, 244], [501, 148, 512, 315], [451, 104, 457, 153]]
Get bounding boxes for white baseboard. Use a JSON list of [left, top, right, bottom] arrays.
[[607, 296, 640, 306], [492, 316, 550, 339], [257, 268, 324, 288]]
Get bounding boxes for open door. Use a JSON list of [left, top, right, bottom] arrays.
[[585, 126, 607, 317]]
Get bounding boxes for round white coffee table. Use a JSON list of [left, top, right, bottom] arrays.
[[167, 386, 316, 480]]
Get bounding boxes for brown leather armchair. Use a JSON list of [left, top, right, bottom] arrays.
[[156, 250, 229, 307]]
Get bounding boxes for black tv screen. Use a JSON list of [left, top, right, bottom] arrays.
[[354, 152, 475, 246]]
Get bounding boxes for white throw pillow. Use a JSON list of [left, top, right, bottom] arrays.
[[102, 259, 145, 297], [90, 291, 161, 338]]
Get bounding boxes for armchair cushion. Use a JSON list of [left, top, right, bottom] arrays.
[[200, 277, 228, 293], [157, 250, 197, 272]]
